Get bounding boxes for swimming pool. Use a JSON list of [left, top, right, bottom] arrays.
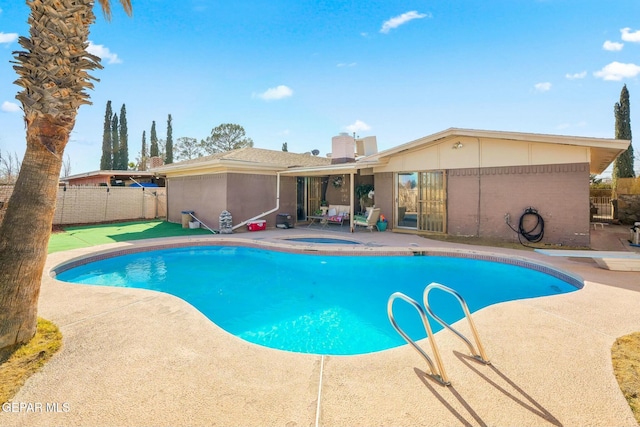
[[55, 245, 581, 355]]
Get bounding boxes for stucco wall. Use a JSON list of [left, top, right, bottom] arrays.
[[227, 173, 295, 227], [373, 172, 393, 225], [167, 173, 296, 231], [167, 174, 228, 228], [278, 175, 298, 220], [377, 135, 591, 172], [448, 163, 590, 246], [325, 175, 352, 205]]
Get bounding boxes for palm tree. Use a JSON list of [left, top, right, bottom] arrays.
[[0, 0, 132, 357]]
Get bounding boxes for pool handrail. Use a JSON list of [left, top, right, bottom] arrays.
[[423, 282, 490, 365], [387, 292, 450, 386]]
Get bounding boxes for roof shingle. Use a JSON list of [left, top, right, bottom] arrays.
[[155, 147, 331, 170]]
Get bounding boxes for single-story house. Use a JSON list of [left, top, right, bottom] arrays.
[[152, 148, 333, 230], [152, 128, 630, 247]]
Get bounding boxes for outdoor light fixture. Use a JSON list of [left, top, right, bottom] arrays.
[[452, 141, 463, 149]]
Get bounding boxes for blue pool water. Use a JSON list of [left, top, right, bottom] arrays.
[[55, 246, 580, 355]]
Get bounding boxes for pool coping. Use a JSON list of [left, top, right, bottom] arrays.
[[50, 235, 584, 290], [2, 230, 640, 426]]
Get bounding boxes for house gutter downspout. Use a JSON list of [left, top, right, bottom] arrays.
[[231, 171, 281, 230]]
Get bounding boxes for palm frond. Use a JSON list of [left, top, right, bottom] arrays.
[[97, 0, 133, 21]]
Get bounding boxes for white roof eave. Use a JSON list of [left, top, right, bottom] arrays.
[[280, 160, 383, 176], [367, 127, 630, 161]]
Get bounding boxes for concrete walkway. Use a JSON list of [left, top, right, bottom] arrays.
[[1, 226, 639, 426]]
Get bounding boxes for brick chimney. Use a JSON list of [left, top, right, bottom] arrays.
[[331, 133, 356, 164]]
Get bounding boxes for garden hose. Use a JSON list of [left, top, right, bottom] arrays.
[[507, 207, 545, 247]]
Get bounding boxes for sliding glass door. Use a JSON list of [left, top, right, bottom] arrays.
[[418, 171, 446, 232], [396, 171, 445, 232], [296, 177, 306, 221], [297, 177, 323, 221], [397, 172, 418, 228], [307, 177, 323, 216]]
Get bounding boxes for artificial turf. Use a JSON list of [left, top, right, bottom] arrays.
[[48, 220, 212, 254]]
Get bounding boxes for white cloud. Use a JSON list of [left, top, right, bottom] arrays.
[[565, 71, 587, 80], [594, 61, 640, 81], [0, 32, 18, 44], [255, 85, 293, 101], [603, 40, 623, 51], [345, 120, 371, 133], [1, 101, 20, 113], [534, 82, 552, 92], [380, 11, 430, 34], [621, 27, 640, 43], [87, 41, 122, 64], [337, 62, 357, 68]]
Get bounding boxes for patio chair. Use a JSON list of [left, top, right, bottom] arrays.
[[354, 208, 380, 232]]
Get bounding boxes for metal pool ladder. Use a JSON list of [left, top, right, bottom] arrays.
[[387, 282, 490, 386]]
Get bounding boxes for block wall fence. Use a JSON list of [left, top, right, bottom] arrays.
[[0, 185, 166, 226]]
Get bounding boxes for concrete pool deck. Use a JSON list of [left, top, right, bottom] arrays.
[[2, 226, 640, 426]]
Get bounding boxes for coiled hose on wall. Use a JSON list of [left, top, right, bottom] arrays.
[[507, 207, 545, 247]]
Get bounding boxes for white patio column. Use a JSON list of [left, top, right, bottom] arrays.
[[350, 171, 355, 232]]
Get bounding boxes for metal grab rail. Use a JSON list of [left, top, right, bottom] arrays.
[[423, 283, 490, 365], [189, 212, 217, 234], [387, 292, 450, 386]]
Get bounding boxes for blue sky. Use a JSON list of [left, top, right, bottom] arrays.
[[1, 0, 639, 176]]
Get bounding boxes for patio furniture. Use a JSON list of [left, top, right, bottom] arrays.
[[307, 205, 351, 228], [326, 205, 350, 226], [307, 215, 329, 228], [354, 208, 380, 232]]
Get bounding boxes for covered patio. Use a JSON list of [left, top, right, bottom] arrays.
[[281, 160, 378, 233]]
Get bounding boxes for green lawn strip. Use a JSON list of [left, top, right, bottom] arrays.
[[0, 318, 63, 405], [48, 220, 212, 253]]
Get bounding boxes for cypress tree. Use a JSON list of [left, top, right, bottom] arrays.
[[119, 104, 129, 170], [165, 114, 174, 164], [111, 113, 119, 170], [150, 121, 159, 157], [282, 142, 288, 152], [100, 100, 112, 170], [613, 84, 635, 185], [140, 130, 147, 171]]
